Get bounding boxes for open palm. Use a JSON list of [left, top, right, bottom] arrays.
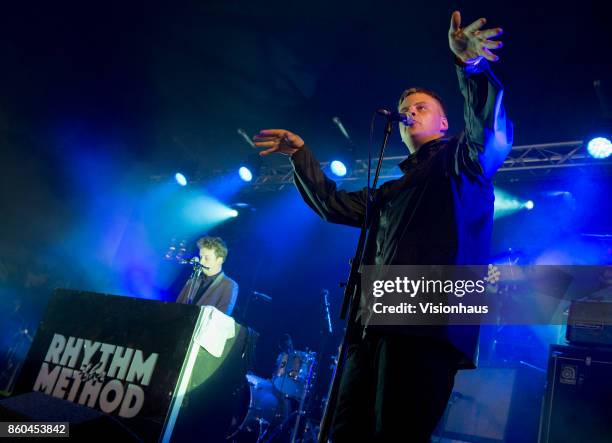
[[448, 11, 504, 64]]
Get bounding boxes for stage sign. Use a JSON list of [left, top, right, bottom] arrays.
[[12, 289, 249, 442]]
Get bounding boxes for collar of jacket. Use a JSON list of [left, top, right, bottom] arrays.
[[203, 271, 222, 281], [398, 137, 449, 173]]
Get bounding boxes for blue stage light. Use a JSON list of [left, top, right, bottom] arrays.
[[175, 172, 187, 186], [239, 166, 253, 182], [494, 188, 535, 219], [330, 160, 347, 177], [183, 195, 243, 227], [587, 137, 612, 159]]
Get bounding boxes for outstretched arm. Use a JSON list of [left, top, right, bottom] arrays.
[[253, 129, 367, 227], [448, 11, 513, 179]]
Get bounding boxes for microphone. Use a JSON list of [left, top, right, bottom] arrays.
[[322, 289, 333, 334], [237, 128, 256, 147], [252, 290, 273, 302], [376, 108, 415, 126], [332, 116, 351, 141], [179, 256, 209, 270]]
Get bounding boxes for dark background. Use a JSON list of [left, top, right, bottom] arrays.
[[0, 2, 611, 432]]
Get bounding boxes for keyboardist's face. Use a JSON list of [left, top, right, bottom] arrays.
[[199, 247, 224, 276]]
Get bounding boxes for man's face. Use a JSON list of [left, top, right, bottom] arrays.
[[199, 247, 224, 276], [398, 92, 448, 151]]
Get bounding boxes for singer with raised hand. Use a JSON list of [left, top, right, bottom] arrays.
[[254, 10, 512, 443], [175, 236, 239, 316]]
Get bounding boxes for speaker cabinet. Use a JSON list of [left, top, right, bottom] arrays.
[[539, 344, 612, 443]]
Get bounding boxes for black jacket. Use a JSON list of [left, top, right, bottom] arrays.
[[290, 60, 513, 367]]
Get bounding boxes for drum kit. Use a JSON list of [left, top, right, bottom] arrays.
[[225, 289, 337, 442], [228, 349, 318, 443]]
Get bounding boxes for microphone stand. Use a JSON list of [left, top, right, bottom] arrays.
[[323, 289, 333, 335], [185, 262, 204, 304], [318, 118, 395, 443]]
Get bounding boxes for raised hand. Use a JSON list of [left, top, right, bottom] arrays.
[[448, 11, 504, 64], [253, 129, 305, 156]]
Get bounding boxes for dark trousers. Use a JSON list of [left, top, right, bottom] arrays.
[[331, 333, 460, 443]]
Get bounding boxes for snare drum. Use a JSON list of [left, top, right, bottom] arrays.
[[272, 350, 316, 400]]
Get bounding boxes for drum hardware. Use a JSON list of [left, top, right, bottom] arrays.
[[0, 304, 34, 396], [229, 312, 338, 443], [289, 352, 316, 443], [299, 419, 320, 443], [227, 374, 290, 442], [228, 348, 318, 442]]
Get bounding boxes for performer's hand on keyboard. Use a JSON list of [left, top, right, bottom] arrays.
[[253, 129, 305, 156]]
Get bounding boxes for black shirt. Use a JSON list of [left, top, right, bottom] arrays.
[[290, 60, 513, 367], [192, 271, 221, 303]]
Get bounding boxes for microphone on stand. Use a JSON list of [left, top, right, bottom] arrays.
[[179, 256, 209, 270], [237, 128, 256, 147], [322, 289, 333, 334], [376, 108, 415, 126], [252, 290, 273, 302], [332, 116, 351, 141]]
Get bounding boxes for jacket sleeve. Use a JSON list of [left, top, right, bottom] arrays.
[[455, 59, 514, 179], [217, 279, 239, 316], [291, 146, 368, 228]]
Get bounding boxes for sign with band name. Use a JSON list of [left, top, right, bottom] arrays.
[[14, 289, 202, 441]]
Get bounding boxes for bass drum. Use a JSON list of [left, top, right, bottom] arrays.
[[228, 374, 291, 442]]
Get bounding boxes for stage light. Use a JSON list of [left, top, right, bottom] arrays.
[[330, 160, 347, 177], [494, 188, 534, 219], [238, 166, 253, 182], [175, 172, 187, 186], [183, 196, 242, 227], [228, 202, 256, 217], [587, 137, 612, 159], [238, 153, 263, 183]]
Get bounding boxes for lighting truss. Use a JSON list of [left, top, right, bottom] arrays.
[[154, 140, 612, 192]]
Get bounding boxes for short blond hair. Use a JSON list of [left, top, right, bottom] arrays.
[[398, 87, 447, 117], [196, 236, 228, 261]]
